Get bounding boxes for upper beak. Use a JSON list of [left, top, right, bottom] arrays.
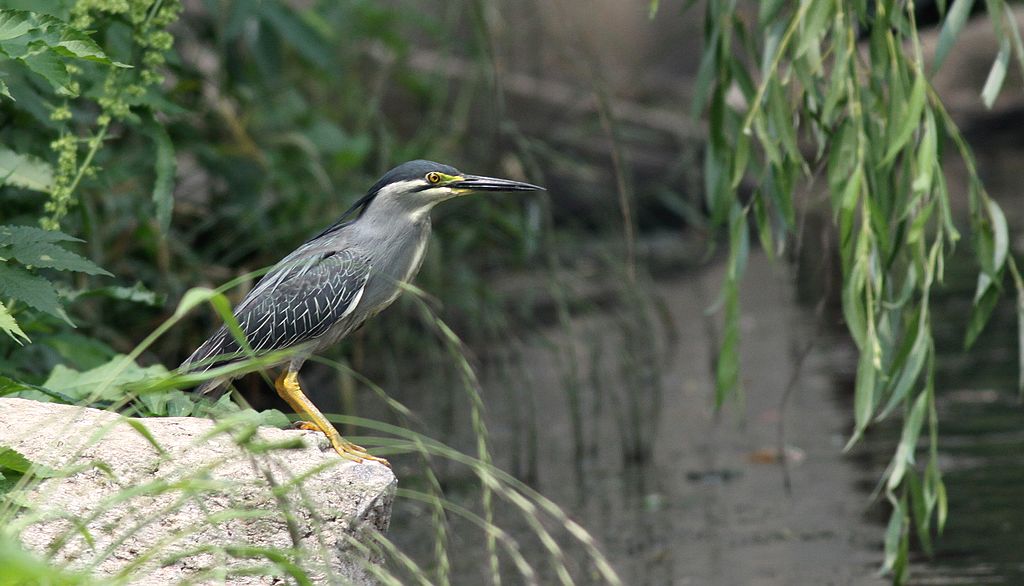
[[450, 174, 545, 193]]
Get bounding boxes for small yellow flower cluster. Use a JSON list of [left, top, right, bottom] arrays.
[[41, 0, 183, 230], [41, 135, 80, 231]]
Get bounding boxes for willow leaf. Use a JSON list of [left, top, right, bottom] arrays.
[[980, 36, 1010, 108], [933, 0, 977, 73], [881, 75, 926, 165]]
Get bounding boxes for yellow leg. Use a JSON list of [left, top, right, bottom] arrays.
[[274, 371, 390, 467]]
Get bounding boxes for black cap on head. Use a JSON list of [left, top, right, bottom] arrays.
[[368, 160, 461, 193], [313, 161, 462, 240]]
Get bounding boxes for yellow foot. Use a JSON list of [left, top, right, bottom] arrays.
[[274, 372, 391, 467], [292, 419, 389, 466], [328, 434, 391, 468]]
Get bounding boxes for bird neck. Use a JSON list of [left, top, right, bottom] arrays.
[[360, 190, 438, 226]]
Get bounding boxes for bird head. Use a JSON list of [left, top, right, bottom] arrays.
[[353, 160, 545, 220]]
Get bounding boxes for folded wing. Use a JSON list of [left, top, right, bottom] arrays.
[[181, 248, 370, 373]]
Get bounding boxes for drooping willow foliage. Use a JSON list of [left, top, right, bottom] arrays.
[[691, 0, 1024, 582]]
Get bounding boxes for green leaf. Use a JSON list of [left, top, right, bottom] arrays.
[[882, 500, 905, 572], [0, 225, 79, 246], [0, 263, 69, 323], [881, 74, 926, 165], [846, 349, 877, 450], [0, 146, 54, 192], [841, 257, 868, 348], [908, 469, 934, 555], [1004, 2, 1024, 89], [43, 355, 170, 402], [912, 110, 938, 194], [0, 9, 124, 67], [752, 193, 774, 260], [888, 391, 928, 490], [715, 281, 740, 407], [0, 375, 44, 397], [965, 272, 1002, 348], [0, 447, 34, 474], [879, 323, 929, 419], [714, 205, 749, 406], [21, 47, 72, 95], [124, 419, 167, 455], [987, 199, 1009, 272], [173, 287, 219, 319], [0, 78, 12, 100], [691, 25, 719, 118], [980, 36, 1010, 108], [144, 115, 176, 234], [933, 0, 977, 73], [758, 0, 786, 25], [0, 446, 55, 477], [255, 408, 291, 429], [54, 29, 126, 66], [0, 10, 33, 41], [3, 241, 111, 275], [0, 299, 29, 344]]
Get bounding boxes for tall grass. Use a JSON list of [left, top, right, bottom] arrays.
[[0, 283, 623, 585]]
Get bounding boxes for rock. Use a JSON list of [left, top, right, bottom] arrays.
[[0, 397, 396, 585]]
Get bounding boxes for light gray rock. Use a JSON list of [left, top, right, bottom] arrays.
[[0, 397, 396, 585]]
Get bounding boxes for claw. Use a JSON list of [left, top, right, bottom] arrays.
[[331, 437, 391, 467], [275, 371, 390, 467]]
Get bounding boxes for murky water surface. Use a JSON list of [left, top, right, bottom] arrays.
[[378, 230, 1023, 584], [382, 254, 884, 584]]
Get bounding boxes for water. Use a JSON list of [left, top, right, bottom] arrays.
[[373, 225, 1024, 584], [381, 250, 888, 584]]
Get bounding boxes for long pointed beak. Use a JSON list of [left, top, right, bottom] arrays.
[[450, 174, 545, 193]]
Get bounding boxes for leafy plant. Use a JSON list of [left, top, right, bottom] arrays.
[[0, 224, 110, 343], [0, 8, 127, 100], [689, 0, 1024, 581]]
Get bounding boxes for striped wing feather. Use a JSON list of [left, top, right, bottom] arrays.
[[182, 248, 369, 371]]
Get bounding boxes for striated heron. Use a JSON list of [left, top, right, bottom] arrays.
[[180, 160, 544, 466]]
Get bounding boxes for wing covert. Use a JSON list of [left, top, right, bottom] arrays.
[[182, 248, 370, 371]]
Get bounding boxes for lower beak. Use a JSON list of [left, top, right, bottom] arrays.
[[451, 174, 545, 194]]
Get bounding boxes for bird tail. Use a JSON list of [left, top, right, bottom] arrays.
[[180, 328, 232, 396]]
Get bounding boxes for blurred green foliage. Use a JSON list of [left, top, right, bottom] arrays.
[[0, 1, 626, 582], [0, 0, 541, 387]]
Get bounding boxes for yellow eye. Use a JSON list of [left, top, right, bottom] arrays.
[[426, 172, 442, 184]]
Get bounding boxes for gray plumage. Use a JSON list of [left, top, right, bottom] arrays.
[[180, 160, 543, 396], [181, 248, 371, 374]]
